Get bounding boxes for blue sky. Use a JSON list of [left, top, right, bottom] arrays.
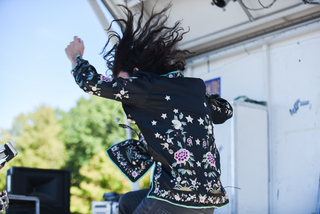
[[0, 0, 115, 130]]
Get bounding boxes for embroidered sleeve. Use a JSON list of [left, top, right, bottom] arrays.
[[71, 56, 152, 105], [106, 134, 154, 183], [206, 94, 233, 124]]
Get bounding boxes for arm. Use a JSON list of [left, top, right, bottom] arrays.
[[70, 55, 116, 100], [71, 56, 152, 105], [206, 94, 233, 124]]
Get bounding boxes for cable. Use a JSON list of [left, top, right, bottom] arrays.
[[241, 0, 277, 11], [302, 0, 320, 4]]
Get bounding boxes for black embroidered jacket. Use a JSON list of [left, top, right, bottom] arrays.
[[71, 56, 233, 209]]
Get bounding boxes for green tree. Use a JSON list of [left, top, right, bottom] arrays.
[[0, 105, 66, 214], [0, 96, 148, 213], [58, 96, 127, 187], [70, 151, 131, 213], [12, 106, 66, 168], [70, 150, 151, 214]]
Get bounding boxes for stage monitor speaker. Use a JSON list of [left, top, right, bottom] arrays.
[[6, 194, 40, 214], [6, 167, 71, 214]]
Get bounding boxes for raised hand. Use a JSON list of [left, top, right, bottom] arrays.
[[65, 36, 84, 67]]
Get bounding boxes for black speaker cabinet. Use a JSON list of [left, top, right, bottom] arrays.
[[6, 167, 71, 214], [6, 194, 40, 214]]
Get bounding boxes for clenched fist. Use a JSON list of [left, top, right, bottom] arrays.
[[65, 36, 84, 67]]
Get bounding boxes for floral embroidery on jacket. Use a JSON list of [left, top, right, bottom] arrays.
[[151, 161, 229, 205], [147, 94, 228, 203], [71, 57, 233, 208], [107, 133, 154, 182]]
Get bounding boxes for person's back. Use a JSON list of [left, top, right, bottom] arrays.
[[108, 69, 231, 207]]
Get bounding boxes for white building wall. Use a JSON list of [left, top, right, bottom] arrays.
[[185, 25, 320, 214], [269, 29, 320, 214]]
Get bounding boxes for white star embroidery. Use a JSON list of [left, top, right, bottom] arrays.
[[186, 115, 193, 123], [198, 117, 204, 125], [204, 102, 207, 107], [161, 113, 167, 119], [155, 133, 160, 138], [151, 120, 157, 126], [165, 95, 171, 101], [196, 139, 200, 145], [196, 161, 201, 167], [173, 109, 179, 114]]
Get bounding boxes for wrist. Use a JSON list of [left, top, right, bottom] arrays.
[[71, 55, 82, 67], [71, 61, 76, 68]]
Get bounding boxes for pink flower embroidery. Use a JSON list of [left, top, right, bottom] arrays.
[[174, 149, 190, 164], [206, 152, 215, 166]]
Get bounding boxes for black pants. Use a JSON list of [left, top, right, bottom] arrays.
[[118, 189, 215, 214]]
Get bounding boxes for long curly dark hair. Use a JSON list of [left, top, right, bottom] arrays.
[[101, 2, 192, 77]]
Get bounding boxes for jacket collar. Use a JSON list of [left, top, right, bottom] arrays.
[[161, 71, 184, 78]]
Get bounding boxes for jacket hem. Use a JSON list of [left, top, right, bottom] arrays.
[[146, 194, 229, 209]]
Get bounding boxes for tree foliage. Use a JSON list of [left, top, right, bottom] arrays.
[[0, 95, 150, 213], [0, 105, 66, 214], [71, 150, 150, 213], [12, 106, 66, 168], [70, 151, 131, 213], [58, 96, 127, 187]]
